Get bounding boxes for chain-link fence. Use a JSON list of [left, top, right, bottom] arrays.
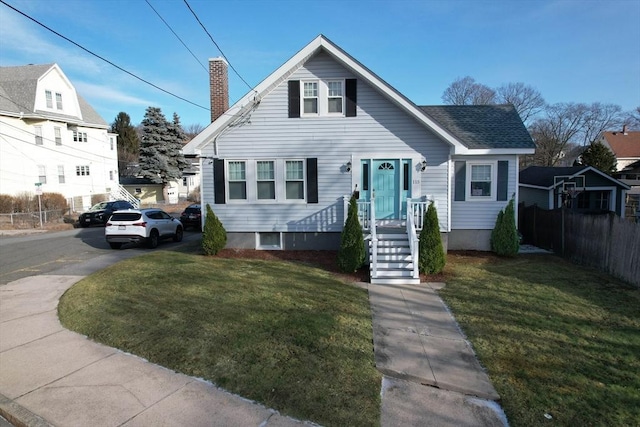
[[0, 209, 68, 228]]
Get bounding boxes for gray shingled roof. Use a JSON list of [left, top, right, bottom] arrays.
[[0, 63, 107, 127], [419, 105, 535, 150], [519, 166, 587, 188]]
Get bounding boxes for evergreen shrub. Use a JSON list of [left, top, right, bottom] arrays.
[[337, 193, 365, 273], [418, 201, 446, 274], [490, 198, 520, 257], [202, 204, 227, 255]]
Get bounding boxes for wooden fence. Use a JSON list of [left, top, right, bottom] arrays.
[[519, 204, 640, 287]]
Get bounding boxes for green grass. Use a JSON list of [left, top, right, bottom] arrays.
[[440, 253, 640, 426], [58, 251, 381, 427]]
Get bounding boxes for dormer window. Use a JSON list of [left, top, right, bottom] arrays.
[[45, 90, 53, 108], [327, 81, 343, 114], [55, 92, 63, 110], [289, 79, 356, 118], [302, 82, 318, 114]]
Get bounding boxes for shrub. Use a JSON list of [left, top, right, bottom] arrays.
[[418, 201, 446, 274], [13, 192, 35, 212], [40, 192, 68, 211], [188, 185, 201, 202], [202, 204, 226, 255], [0, 194, 13, 213], [491, 198, 520, 257], [337, 193, 365, 273]]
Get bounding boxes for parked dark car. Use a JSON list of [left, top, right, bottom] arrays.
[[79, 200, 134, 227], [179, 204, 202, 230]]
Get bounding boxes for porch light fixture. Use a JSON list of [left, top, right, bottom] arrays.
[[345, 161, 352, 172], [420, 159, 427, 172]]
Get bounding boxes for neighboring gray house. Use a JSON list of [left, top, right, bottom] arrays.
[[519, 166, 630, 216], [184, 35, 535, 284]]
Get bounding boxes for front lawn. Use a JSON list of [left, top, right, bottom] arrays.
[[440, 253, 640, 426], [58, 251, 381, 427]]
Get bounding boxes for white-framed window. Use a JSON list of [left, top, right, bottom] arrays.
[[467, 162, 495, 200], [302, 81, 319, 115], [327, 80, 344, 114], [55, 92, 63, 110], [596, 191, 610, 210], [45, 90, 53, 108], [257, 160, 276, 200], [34, 126, 43, 145], [285, 160, 305, 200], [256, 232, 282, 250], [73, 131, 87, 143], [228, 161, 247, 200], [38, 165, 47, 184], [58, 165, 65, 184], [54, 127, 62, 145], [110, 136, 114, 150], [76, 165, 90, 176]]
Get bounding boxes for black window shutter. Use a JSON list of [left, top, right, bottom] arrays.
[[288, 80, 300, 118], [454, 161, 466, 201], [345, 79, 357, 117], [497, 161, 509, 201], [213, 159, 226, 204], [306, 158, 318, 203]]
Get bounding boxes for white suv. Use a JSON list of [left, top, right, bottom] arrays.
[[105, 208, 183, 249]]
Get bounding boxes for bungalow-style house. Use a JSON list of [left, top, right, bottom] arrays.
[[184, 35, 535, 283], [519, 166, 630, 216]]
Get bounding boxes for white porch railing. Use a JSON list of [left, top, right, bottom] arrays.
[[409, 197, 434, 231], [370, 195, 378, 279], [406, 199, 420, 280], [110, 183, 140, 208]]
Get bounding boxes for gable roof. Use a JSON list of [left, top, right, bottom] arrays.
[[420, 105, 535, 150], [600, 130, 640, 158], [519, 166, 630, 190], [0, 63, 107, 128], [184, 35, 535, 156]]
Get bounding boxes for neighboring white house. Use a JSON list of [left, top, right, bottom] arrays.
[[184, 35, 535, 283], [598, 126, 640, 172], [0, 63, 120, 211]]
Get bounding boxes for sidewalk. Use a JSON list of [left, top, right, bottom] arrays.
[[0, 272, 507, 426]]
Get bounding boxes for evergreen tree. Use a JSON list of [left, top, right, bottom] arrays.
[[337, 193, 365, 273], [579, 142, 617, 175], [418, 202, 446, 274], [110, 112, 139, 174], [139, 107, 188, 201], [202, 204, 227, 255], [491, 198, 520, 257]]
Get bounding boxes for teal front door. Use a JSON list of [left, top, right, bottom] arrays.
[[373, 160, 398, 219]]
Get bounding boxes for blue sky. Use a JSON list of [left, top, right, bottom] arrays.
[[1, 0, 639, 127]]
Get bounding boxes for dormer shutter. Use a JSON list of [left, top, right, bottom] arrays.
[[345, 79, 357, 117], [288, 80, 300, 118]]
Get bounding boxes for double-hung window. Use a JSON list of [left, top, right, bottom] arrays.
[[228, 161, 247, 200], [285, 160, 305, 200], [256, 161, 275, 200], [38, 165, 47, 184], [45, 90, 53, 108], [73, 131, 87, 143], [54, 127, 62, 145], [596, 191, 610, 210], [302, 82, 318, 114], [34, 126, 43, 145], [76, 165, 90, 176], [469, 164, 493, 199], [58, 165, 65, 184], [327, 81, 344, 114], [55, 92, 63, 110]]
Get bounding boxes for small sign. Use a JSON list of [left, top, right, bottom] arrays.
[[35, 182, 43, 195]]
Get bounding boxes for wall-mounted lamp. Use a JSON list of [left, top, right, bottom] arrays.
[[420, 159, 427, 172], [345, 161, 352, 172]]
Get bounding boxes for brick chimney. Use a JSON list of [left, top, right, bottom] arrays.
[[209, 57, 229, 123]]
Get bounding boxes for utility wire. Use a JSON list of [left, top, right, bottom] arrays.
[[145, 0, 208, 73], [0, 0, 210, 111], [182, 0, 253, 91]]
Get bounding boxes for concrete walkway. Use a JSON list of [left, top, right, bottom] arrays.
[[0, 272, 507, 426]]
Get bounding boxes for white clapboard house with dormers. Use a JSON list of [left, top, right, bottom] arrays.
[[0, 63, 133, 211], [185, 35, 535, 283]]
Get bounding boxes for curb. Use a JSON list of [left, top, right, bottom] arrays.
[[0, 393, 53, 427]]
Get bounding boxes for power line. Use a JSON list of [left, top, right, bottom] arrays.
[[0, 0, 210, 111], [182, 0, 253, 91], [145, 0, 208, 74]]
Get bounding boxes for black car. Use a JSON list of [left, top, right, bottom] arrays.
[[79, 200, 134, 227], [179, 204, 202, 230]]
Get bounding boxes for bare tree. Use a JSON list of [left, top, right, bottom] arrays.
[[528, 103, 587, 166], [441, 76, 496, 105], [624, 106, 640, 130], [495, 82, 545, 123], [184, 123, 205, 142], [578, 103, 625, 146]]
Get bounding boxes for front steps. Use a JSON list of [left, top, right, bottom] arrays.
[[370, 227, 420, 285]]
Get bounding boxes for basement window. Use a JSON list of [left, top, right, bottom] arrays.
[[257, 232, 282, 250]]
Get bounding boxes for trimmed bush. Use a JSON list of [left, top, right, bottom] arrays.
[[337, 193, 365, 273], [418, 201, 446, 274], [491, 198, 519, 257], [202, 204, 227, 255]]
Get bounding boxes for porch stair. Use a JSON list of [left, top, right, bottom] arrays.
[[370, 227, 420, 285], [110, 183, 140, 208]]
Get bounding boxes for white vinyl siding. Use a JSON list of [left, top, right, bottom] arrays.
[[200, 51, 451, 234]]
